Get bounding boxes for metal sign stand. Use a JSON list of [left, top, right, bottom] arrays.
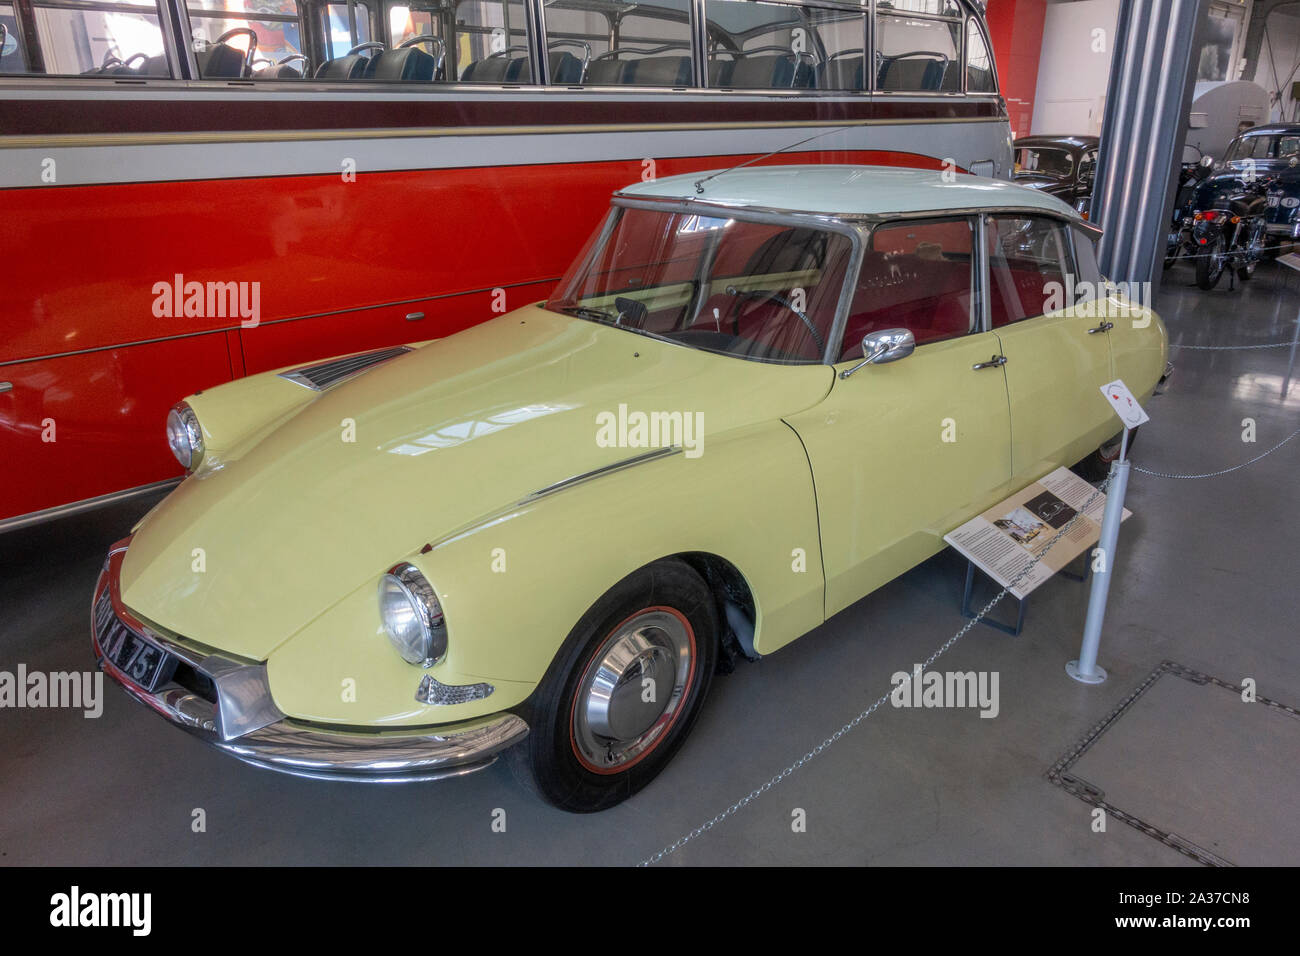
[[1067, 429, 1131, 685]]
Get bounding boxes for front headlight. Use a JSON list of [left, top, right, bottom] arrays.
[[165, 402, 204, 472], [379, 563, 448, 666]]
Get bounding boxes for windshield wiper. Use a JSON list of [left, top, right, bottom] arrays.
[[559, 305, 617, 322]]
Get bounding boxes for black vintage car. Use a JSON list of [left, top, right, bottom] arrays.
[[1012, 134, 1099, 218], [1199, 124, 1300, 245]]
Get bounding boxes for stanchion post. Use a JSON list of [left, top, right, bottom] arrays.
[[1068, 430, 1131, 684]]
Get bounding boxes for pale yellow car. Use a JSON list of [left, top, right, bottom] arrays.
[[93, 166, 1168, 811]]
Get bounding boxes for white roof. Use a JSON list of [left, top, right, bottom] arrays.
[[617, 164, 1083, 221]]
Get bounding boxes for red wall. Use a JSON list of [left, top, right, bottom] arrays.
[[986, 0, 1047, 139]]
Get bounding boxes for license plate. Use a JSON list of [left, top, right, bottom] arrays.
[[95, 591, 176, 692]]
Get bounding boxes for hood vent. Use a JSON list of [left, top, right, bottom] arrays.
[[279, 346, 412, 392]]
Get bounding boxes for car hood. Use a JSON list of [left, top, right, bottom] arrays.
[[120, 306, 834, 660]]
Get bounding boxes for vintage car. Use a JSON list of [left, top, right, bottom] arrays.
[[1196, 124, 1300, 244], [92, 166, 1168, 812], [1012, 134, 1099, 218]]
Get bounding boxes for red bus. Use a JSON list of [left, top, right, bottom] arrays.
[[0, 0, 1010, 530]]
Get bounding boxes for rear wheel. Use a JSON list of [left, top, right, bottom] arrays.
[[1195, 233, 1226, 290], [509, 558, 718, 812]]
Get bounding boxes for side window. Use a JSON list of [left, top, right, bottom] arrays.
[[704, 0, 866, 91], [1, 4, 27, 72], [188, 0, 305, 78], [1078, 149, 1097, 184], [875, 3, 962, 92], [324, 2, 371, 60], [452, 0, 532, 83], [28, 0, 171, 76], [964, 16, 994, 93], [840, 217, 975, 360], [986, 216, 1075, 327], [580, 0, 693, 87], [541, 1, 604, 83]]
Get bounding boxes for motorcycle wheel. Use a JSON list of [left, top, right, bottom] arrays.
[[1195, 233, 1226, 290]]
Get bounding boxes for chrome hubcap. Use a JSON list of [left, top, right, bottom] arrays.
[[572, 609, 693, 771]]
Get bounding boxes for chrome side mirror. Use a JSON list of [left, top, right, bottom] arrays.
[[840, 328, 915, 379]]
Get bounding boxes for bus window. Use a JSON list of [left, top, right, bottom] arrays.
[[326, 1, 372, 59], [451, 0, 533, 84], [705, 0, 867, 91], [184, 0, 305, 78], [875, 1, 961, 92], [28, 0, 170, 75], [544, 0, 693, 87], [964, 15, 994, 93], [1, 4, 27, 72]]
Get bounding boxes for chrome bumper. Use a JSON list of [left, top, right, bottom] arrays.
[[92, 538, 528, 783]]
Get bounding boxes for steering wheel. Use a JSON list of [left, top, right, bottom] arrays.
[[724, 286, 826, 356], [214, 27, 259, 73]]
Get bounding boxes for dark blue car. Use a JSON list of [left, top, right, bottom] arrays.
[[1197, 125, 1300, 245]]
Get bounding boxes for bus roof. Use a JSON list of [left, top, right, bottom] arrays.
[[617, 164, 1082, 221]]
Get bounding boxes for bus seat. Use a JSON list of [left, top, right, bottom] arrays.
[[708, 58, 735, 86], [626, 55, 692, 86], [548, 51, 583, 84], [815, 56, 864, 91], [196, 42, 248, 78], [365, 46, 437, 82], [461, 56, 528, 83], [877, 56, 946, 92], [585, 58, 629, 85], [315, 54, 369, 80], [728, 54, 813, 89]]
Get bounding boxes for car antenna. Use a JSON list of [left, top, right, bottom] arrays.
[[693, 124, 860, 194]]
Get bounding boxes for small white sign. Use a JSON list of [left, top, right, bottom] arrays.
[[1100, 379, 1150, 428], [1276, 252, 1300, 273]]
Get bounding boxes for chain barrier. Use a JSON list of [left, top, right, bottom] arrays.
[[1170, 341, 1297, 350], [1133, 424, 1300, 479], [637, 479, 1112, 866]]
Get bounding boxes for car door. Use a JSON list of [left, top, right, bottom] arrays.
[[786, 216, 1016, 618], [982, 214, 1115, 483]]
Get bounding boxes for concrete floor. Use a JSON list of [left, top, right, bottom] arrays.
[[2, 260, 1298, 866]]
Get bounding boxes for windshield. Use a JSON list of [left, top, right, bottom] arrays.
[[546, 205, 854, 363], [1224, 133, 1300, 163], [1014, 147, 1073, 178]]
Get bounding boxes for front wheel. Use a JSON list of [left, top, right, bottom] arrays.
[[509, 558, 718, 812], [1195, 233, 1226, 290]]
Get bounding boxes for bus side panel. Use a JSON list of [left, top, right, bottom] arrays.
[[0, 334, 232, 520]]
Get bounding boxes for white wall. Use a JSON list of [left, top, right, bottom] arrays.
[[1031, 0, 1120, 136]]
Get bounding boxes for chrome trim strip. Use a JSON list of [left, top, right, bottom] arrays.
[[0, 478, 180, 535], [424, 447, 684, 553], [525, 446, 681, 501], [92, 542, 528, 782]]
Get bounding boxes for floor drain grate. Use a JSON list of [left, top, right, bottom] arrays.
[[1047, 660, 1300, 867]]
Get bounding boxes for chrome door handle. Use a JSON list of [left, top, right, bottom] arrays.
[[972, 355, 1007, 370], [1087, 321, 1114, 334], [0, 382, 12, 393]]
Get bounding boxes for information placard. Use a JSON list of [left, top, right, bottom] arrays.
[[943, 467, 1131, 600]]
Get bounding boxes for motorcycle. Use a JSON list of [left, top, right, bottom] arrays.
[[1190, 181, 1269, 290], [1165, 151, 1215, 269]]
